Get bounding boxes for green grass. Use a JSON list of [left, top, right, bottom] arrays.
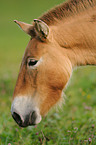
[[0, 0, 96, 144]]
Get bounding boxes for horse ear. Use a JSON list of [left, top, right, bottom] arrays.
[[14, 20, 33, 36], [34, 19, 49, 40]]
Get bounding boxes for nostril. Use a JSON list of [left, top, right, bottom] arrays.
[[12, 110, 40, 127], [29, 111, 37, 125], [12, 112, 22, 126]]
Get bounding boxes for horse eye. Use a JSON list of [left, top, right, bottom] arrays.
[[27, 59, 38, 67]]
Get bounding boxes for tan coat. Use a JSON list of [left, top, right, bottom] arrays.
[[11, 0, 96, 127]]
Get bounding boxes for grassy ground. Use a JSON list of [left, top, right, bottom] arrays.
[[0, 0, 96, 144]]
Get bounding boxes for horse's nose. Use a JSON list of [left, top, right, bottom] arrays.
[[12, 111, 37, 127], [12, 112, 23, 126]]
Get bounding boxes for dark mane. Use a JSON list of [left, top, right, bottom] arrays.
[[40, 0, 96, 25]]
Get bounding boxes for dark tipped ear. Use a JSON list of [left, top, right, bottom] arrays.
[[34, 19, 49, 40], [14, 20, 34, 36]]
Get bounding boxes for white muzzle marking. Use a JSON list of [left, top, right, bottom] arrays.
[[11, 96, 42, 125]]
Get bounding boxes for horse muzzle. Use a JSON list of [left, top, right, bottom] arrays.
[[11, 96, 42, 127]]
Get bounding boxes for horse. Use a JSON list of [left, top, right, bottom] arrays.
[[11, 0, 96, 127]]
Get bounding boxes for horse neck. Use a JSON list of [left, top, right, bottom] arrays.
[[52, 6, 96, 67]]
